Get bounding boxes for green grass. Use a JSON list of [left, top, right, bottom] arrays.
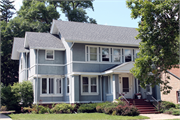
[[8, 113, 149, 120]]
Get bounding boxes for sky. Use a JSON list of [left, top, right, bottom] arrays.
[[12, 0, 140, 28]]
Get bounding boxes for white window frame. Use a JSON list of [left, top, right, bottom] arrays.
[[101, 47, 111, 62], [123, 49, 133, 62], [88, 46, 99, 62], [40, 78, 63, 97], [81, 76, 99, 95], [112, 48, 122, 63], [45, 50, 54, 60], [134, 49, 140, 60], [66, 77, 70, 95], [21, 58, 23, 70]]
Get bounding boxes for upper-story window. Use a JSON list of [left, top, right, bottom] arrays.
[[113, 48, 121, 62], [89, 47, 99, 62], [101, 47, 110, 62], [46, 50, 54, 60], [124, 49, 132, 62], [135, 49, 140, 58]]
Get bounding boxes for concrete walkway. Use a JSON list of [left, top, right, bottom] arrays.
[[141, 113, 180, 120], [0, 114, 12, 120]]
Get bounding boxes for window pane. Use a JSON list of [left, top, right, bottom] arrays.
[[125, 49, 131, 62], [114, 49, 120, 55], [83, 77, 88, 92], [91, 77, 96, 85], [114, 56, 120, 62], [57, 79, 61, 94], [67, 86, 69, 93], [42, 78, 47, 94], [102, 48, 109, 61], [90, 54, 97, 61], [47, 50, 53, 59], [146, 85, 150, 92], [49, 78, 54, 94], [90, 47, 97, 54], [178, 92, 180, 102], [91, 86, 97, 92], [67, 78, 69, 93], [123, 77, 129, 92], [135, 50, 140, 58]]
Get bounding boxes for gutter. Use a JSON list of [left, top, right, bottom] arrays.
[[167, 70, 180, 80]]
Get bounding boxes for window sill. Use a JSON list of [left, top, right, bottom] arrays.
[[81, 93, 99, 96], [40, 94, 63, 97], [45, 59, 54, 61]]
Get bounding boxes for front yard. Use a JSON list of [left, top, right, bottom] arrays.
[[8, 113, 149, 120]]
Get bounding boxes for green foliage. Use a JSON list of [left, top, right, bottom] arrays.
[[77, 103, 97, 113], [164, 108, 180, 116], [127, 0, 180, 94], [48, 1, 97, 23], [50, 103, 74, 114], [175, 104, 180, 109], [38, 106, 47, 114], [1, 81, 33, 112], [159, 101, 176, 112], [0, 0, 15, 22]]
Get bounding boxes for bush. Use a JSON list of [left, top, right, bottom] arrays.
[[51, 103, 74, 114], [77, 103, 97, 113], [96, 102, 110, 113], [164, 108, 180, 116], [104, 106, 115, 114], [175, 104, 180, 109], [159, 101, 176, 112], [115, 105, 139, 116]]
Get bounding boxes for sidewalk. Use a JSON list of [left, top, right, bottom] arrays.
[[141, 113, 180, 120], [0, 114, 12, 120]]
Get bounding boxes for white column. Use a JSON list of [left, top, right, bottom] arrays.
[[112, 74, 116, 100]]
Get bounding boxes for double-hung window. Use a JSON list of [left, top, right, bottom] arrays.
[[89, 47, 98, 61], [41, 78, 63, 96], [113, 48, 121, 62], [124, 49, 132, 62], [101, 47, 110, 62], [46, 50, 54, 60], [81, 76, 98, 95]]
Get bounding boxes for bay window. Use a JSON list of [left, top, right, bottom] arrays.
[[41, 78, 63, 96], [81, 76, 98, 95]]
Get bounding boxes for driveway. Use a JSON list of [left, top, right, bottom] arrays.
[[141, 113, 180, 120], [0, 114, 12, 120]]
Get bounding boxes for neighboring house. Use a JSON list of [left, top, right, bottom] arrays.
[[161, 65, 180, 104], [11, 20, 161, 104]]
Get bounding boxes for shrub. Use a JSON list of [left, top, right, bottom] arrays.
[[38, 105, 47, 114], [104, 106, 115, 114], [172, 109, 180, 116], [51, 103, 74, 114], [175, 104, 180, 109], [114, 105, 139, 116], [96, 106, 102, 113], [0, 106, 7, 111], [159, 101, 176, 112], [96, 102, 110, 113], [77, 103, 97, 113]]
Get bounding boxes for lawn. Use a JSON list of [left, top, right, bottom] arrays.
[[8, 113, 149, 120]]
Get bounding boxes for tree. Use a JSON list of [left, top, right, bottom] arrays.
[[48, 1, 97, 23], [126, 0, 179, 94], [0, 0, 15, 22]]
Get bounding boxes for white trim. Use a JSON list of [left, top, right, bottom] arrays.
[[106, 94, 113, 96], [45, 50, 55, 60], [73, 61, 119, 64], [65, 39, 140, 47], [88, 46, 99, 62], [33, 101, 103, 104], [30, 47, 65, 51], [38, 64, 65, 66], [81, 75, 99, 95], [66, 77, 70, 95], [112, 48, 122, 63]]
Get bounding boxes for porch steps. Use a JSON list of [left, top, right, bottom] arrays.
[[126, 99, 160, 114]]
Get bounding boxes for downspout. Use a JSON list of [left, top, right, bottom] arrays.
[[36, 49, 39, 105]]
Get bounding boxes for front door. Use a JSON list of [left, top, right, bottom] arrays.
[[122, 77, 132, 98]]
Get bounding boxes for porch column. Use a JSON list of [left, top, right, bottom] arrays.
[[71, 75, 80, 103], [112, 74, 117, 100]]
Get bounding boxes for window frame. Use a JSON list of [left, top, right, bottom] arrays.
[[134, 49, 140, 60], [112, 48, 122, 63], [45, 50, 55, 60], [66, 77, 70, 95], [40, 78, 63, 97], [101, 47, 111, 62], [81, 76, 99, 95], [88, 46, 99, 62], [123, 49, 133, 62]]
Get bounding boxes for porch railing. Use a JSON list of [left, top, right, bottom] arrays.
[[146, 92, 160, 111], [118, 93, 130, 106]]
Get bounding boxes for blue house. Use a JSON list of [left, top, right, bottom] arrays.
[[11, 20, 161, 104]]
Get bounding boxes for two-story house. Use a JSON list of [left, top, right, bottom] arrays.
[[11, 20, 161, 104]]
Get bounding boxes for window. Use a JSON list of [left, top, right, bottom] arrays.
[[67, 78, 70, 94], [113, 49, 121, 62], [41, 78, 63, 96], [134, 49, 140, 59], [81, 76, 98, 95], [101, 48, 110, 62], [21, 58, 23, 70], [46, 50, 54, 60], [177, 91, 180, 103], [89, 47, 98, 61], [124, 49, 132, 62]]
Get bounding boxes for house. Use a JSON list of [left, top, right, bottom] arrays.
[[161, 65, 180, 104], [11, 20, 161, 104]]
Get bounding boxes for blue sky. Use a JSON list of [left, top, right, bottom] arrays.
[[13, 0, 140, 28]]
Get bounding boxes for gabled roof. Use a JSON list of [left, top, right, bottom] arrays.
[[167, 65, 180, 80], [52, 20, 140, 46], [11, 38, 29, 60], [25, 32, 65, 50]]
